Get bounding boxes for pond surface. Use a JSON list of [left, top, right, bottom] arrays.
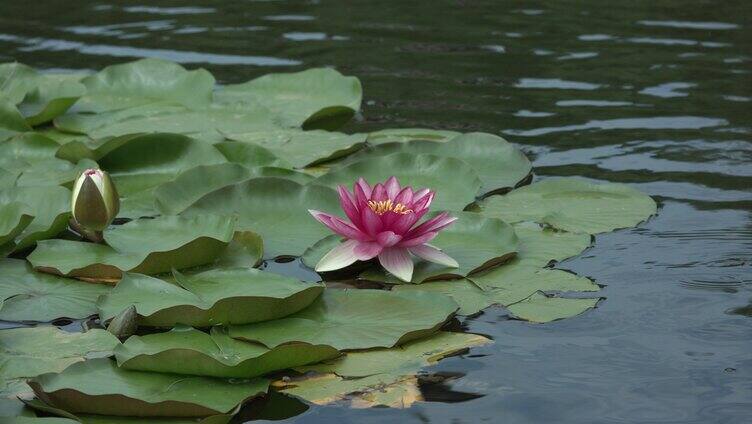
[[2, 1, 751, 423]]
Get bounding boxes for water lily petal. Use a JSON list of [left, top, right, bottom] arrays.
[[353, 180, 370, 209], [309, 210, 370, 241], [315, 239, 360, 272], [410, 190, 435, 212], [355, 177, 372, 198], [354, 240, 383, 260], [337, 185, 361, 224], [384, 176, 401, 199], [376, 231, 402, 247], [359, 206, 382, 237], [394, 186, 414, 206], [378, 247, 414, 282], [398, 231, 438, 247], [371, 183, 388, 201], [407, 212, 456, 239], [390, 209, 425, 235], [409, 244, 459, 268]]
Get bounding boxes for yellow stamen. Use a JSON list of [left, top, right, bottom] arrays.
[[368, 199, 413, 215]]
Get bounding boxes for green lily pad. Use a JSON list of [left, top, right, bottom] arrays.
[[0, 133, 60, 165], [507, 291, 600, 323], [75, 59, 215, 113], [300, 235, 341, 270], [223, 130, 366, 168], [184, 177, 340, 258], [0, 203, 33, 248], [0, 63, 40, 104], [213, 231, 264, 268], [0, 100, 31, 141], [0, 417, 78, 423], [366, 128, 460, 145], [229, 289, 457, 350], [98, 268, 324, 327], [0, 259, 110, 321], [115, 326, 338, 378], [28, 214, 235, 280], [17, 76, 85, 126], [84, 106, 280, 141], [344, 132, 531, 195], [28, 358, 268, 417], [316, 153, 481, 211], [94, 133, 227, 217], [0, 327, 119, 381], [214, 68, 362, 130], [478, 177, 657, 234], [0, 186, 70, 251], [153, 163, 314, 216], [296, 331, 490, 377], [360, 211, 518, 284]]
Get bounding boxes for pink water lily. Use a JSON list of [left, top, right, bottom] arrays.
[[309, 176, 458, 282]]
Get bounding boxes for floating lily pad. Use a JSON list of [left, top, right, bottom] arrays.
[[0, 186, 70, 251], [0, 63, 39, 104], [366, 128, 460, 145], [0, 259, 110, 321], [115, 326, 338, 378], [478, 177, 657, 234], [0, 133, 60, 165], [507, 291, 600, 323], [213, 141, 288, 168], [0, 327, 119, 381], [276, 372, 417, 408], [0, 203, 33, 248], [98, 268, 324, 327], [296, 331, 490, 377], [229, 289, 457, 350], [215, 68, 362, 130], [360, 211, 518, 284], [18, 76, 86, 126], [75, 59, 215, 113], [212, 231, 264, 268], [153, 163, 310, 216], [184, 178, 340, 258], [223, 130, 366, 168], [28, 358, 268, 417], [316, 153, 481, 211], [0, 100, 32, 142], [344, 132, 531, 195], [28, 215, 235, 280]]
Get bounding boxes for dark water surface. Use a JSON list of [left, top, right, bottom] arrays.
[[2, 1, 751, 423]]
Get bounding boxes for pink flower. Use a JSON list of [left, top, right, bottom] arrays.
[[309, 176, 458, 282]]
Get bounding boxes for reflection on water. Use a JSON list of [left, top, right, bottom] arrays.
[[1, 0, 750, 422]]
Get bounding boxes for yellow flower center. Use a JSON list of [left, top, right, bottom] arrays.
[[367, 199, 413, 215]]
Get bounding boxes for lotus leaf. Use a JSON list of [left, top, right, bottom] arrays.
[[17, 76, 85, 126], [316, 153, 481, 211], [0, 186, 70, 251], [0, 63, 40, 104], [28, 358, 268, 417], [115, 326, 338, 378], [214, 68, 362, 130], [296, 331, 490, 377], [360, 211, 518, 284], [0, 259, 110, 321], [346, 132, 531, 195], [153, 163, 310, 216], [0, 100, 31, 143], [366, 128, 460, 145], [229, 289, 457, 350], [184, 177, 340, 258], [212, 231, 264, 268], [276, 373, 418, 408], [506, 291, 600, 323], [0, 327, 119, 381], [222, 130, 366, 168], [478, 177, 657, 234], [28, 214, 235, 280], [75, 59, 215, 113], [0, 133, 59, 165], [0, 203, 33, 248], [213, 140, 288, 168], [98, 268, 324, 327]]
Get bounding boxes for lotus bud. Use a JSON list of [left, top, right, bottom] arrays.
[[71, 168, 120, 232]]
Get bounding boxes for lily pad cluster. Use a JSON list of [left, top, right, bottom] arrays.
[[0, 58, 657, 421]]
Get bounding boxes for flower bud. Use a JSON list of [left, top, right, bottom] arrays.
[[71, 168, 120, 232]]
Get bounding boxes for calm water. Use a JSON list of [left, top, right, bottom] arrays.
[[2, 1, 751, 423]]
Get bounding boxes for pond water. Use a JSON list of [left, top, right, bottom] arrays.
[[1, 1, 751, 423]]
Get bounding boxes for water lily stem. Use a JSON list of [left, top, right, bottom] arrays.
[[69, 218, 104, 243]]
